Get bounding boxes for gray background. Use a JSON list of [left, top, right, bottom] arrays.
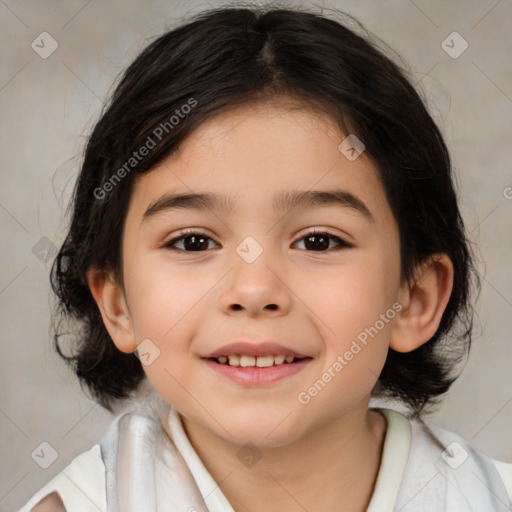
[[1, 0, 511, 510]]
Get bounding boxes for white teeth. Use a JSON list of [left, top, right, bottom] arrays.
[[216, 354, 299, 366], [240, 355, 256, 367], [228, 355, 240, 366], [256, 355, 274, 367]]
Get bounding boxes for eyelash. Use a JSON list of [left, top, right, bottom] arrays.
[[162, 228, 352, 252]]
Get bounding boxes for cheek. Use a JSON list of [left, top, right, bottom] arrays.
[[303, 251, 398, 390], [311, 261, 396, 339], [125, 255, 211, 408], [297, 273, 393, 419], [127, 253, 212, 340]]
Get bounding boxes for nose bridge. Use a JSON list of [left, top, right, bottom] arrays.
[[219, 234, 290, 314]]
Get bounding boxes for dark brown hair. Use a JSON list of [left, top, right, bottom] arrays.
[[51, 4, 481, 420]]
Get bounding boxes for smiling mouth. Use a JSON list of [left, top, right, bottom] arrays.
[[205, 354, 312, 367]]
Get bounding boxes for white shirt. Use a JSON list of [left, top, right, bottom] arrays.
[[18, 405, 512, 511]]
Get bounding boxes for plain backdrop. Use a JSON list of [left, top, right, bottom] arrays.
[[1, 0, 511, 510]]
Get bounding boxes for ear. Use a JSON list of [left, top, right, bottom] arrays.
[[87, 267, 137, 353], [390, 253, 454, 353]]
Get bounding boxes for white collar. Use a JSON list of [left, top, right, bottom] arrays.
[[167, 406, 412, 512]]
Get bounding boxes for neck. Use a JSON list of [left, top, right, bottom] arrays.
[[180, 404, 387, 512]]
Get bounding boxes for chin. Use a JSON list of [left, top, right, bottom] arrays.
[[213, 410, 306, 448]]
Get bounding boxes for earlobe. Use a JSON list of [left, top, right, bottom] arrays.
[[390, 253, 454, 353], [86, 267, 137, 353]]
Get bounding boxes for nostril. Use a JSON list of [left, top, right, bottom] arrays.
[[229, 304, 278, 311]]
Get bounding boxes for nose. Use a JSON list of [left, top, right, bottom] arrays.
[[218, 245, 292, 318]]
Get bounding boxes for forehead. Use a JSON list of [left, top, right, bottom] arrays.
[[126, 101, 394, 229]]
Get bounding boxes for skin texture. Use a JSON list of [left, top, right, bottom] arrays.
[[31, 492, 66, 512], [88, 99, 454, 511]]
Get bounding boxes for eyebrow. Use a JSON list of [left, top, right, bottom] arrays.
[[142, 189, 375, 223]]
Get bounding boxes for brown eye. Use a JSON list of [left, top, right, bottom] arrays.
[[163, 230, 218, 251], [294, 230, 351, 251]]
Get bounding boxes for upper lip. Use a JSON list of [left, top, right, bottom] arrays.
[[203, 341, 310, 359]]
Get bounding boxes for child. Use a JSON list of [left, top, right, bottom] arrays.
[[20, 4, 512, 511]]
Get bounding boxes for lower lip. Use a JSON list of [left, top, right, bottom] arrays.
[[202, 358, 312, 386]]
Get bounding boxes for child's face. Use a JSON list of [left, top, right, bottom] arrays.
[[119, 100, 403, 446]]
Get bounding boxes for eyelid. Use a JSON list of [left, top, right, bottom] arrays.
[[293, 228, 352, 249], [294, 227, 353, 245], [162, 227, 352, 251], [161, 227, 215, 247]]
